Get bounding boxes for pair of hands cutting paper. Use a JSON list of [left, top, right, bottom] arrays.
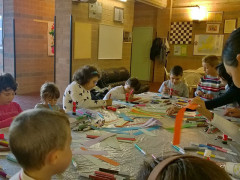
[[166, 96, 240, 119]]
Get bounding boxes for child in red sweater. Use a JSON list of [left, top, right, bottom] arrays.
[[0, 73, 22, 129]]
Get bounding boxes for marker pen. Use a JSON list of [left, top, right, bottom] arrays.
[[134, 144, 146, 155], [196, 151, 226, 160], [171, 144, 185, 154]]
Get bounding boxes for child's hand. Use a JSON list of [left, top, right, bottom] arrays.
[[196, 91, 204, 96], [190, 97, 213, 120], [224, 108, 240, 118], [163, 83, 170, 94], [106, 99, 112, 106], [166, 105, 180, 115], [202, 93, 213, 99]]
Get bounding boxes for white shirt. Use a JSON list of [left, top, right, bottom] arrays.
[[63, 81, 106, 112], [10, 169, 35, 180], [103, 85, 126, 100], [211, 113, 240, 144]]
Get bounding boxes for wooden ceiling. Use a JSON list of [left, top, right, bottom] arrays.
[[173, 0, 240, 6]]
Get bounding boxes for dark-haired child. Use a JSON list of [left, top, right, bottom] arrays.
[[9, 109, 72, 180], [195, 55, 225, 100], [159, 65, 189, 97], [137, 155, 231, 180], [63, 65, 112, 112], [103, 77, 141, 100], [0, 73, 22, 129], [35, 82, 63, 112]]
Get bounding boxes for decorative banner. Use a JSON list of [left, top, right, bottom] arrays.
[[170, 21, 193, 45], [48, 21, 54, 56]]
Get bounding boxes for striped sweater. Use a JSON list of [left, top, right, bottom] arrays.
[[195, 75, 225, 99]]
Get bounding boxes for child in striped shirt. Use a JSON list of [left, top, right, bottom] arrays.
[[195, 55, 225, 100]]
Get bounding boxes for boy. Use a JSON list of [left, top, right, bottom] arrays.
[[159, 65, 189, 98], [103, 77, 141, 100], [195, 55, 225, 100], [9, 109, 72, 180]]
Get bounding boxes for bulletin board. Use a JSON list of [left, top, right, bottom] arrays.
[[98, 24, 123, 59], [74, 22, 92, 59]]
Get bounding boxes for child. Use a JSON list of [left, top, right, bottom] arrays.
[[159, 65, 189, 98], [195, 55, 225, 100], [35, 82, 63, 112], [0, 73, 22, 129], [9, 109, 72, 180], [103, 77, 141, 100], [63, 65, 112, 112], [137, 155, 231, 180]]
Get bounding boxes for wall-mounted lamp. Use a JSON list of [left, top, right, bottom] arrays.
[[173, 5, 206, 21]]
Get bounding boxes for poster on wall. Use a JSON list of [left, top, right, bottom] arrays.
[[224, 19, 236, 33], [193, 34, 224, 56], [174, 45, 187, 56], [89, 2, 102, 20], [48, 21, 54, 56]]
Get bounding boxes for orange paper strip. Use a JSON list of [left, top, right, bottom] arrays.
[[173, 103, 198, 145], [81, 147, 120, 166]]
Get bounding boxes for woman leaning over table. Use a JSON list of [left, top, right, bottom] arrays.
[[191, 28, 240, 144]]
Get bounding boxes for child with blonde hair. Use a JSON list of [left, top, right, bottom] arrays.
[[195, 55, 225, 99], [0, 73, 22, 129], [35, 82, 63, 112], [9, 109, 72, 180]]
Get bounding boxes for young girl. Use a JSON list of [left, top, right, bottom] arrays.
[[137, 155, 231, 180], [0, 73, 22, 129], [35, 82, 63, 112], [63, 65, 112, 112]]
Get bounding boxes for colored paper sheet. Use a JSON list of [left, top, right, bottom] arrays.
[[173, 104, 198, 145], [133, 126, 160, 136], [81, 133, 116, 147], [82, 155, 109, 169], [139, 129, 156, 136], [81, 147, 120, 166]]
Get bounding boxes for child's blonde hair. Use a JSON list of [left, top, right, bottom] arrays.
[[40, 82, 60, 101], [9, 109, 70, 170], [202, 55, 220, 67]]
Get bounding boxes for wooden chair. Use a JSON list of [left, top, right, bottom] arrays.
[[164, 67, 170, 80], [183, 72, 202, 97]]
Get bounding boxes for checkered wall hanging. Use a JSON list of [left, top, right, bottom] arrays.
[[169, 21, 193, 45]]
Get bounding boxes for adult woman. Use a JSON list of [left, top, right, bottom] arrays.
[[191, 28, 240, 143]]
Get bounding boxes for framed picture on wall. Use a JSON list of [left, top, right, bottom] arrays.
[[207, 11, 223, 23], [224, 19, 236, 33], [206, 24, 220, 33], [114, 7, 124, 23]]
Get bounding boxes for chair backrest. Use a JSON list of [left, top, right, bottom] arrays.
[[164, 67, 170, 80], [183, 72, 202, 88]]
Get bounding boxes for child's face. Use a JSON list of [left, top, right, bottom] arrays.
[[124, 84, 134, 93], [55, 128, 72, 174], [84, 76, 99, 90], [170, 74, 182, 85], [0, 89, 15, 105], [44, 97, 58, 106], [202, 62, 217, 76]]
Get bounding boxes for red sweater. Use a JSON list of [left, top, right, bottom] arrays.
[[0, 102, 22, 129]]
